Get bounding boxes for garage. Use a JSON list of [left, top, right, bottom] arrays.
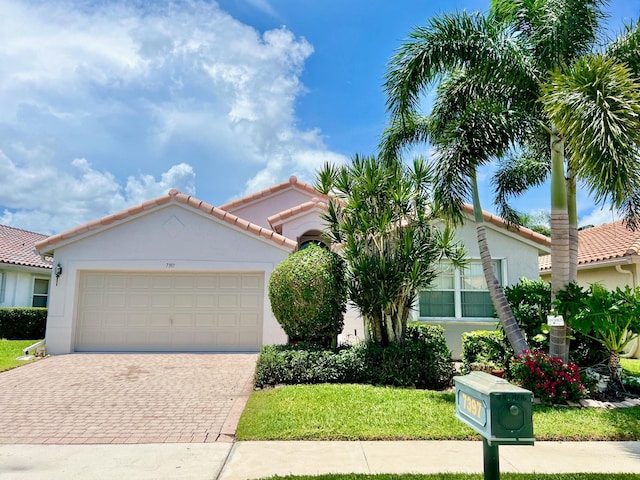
[[75, 271, 264, 352]]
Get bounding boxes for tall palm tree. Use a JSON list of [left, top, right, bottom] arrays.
[[382, 75, 531, 354], [383, 0, 640, 361]]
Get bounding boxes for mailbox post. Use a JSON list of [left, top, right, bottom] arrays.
[[454, 371, 534, 480]]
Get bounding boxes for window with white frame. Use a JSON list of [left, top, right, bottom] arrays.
[[32, 278, 49, 308], [418, 260, 502, 319]]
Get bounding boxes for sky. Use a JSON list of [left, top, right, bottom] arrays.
[[1, 0, 639, 235]]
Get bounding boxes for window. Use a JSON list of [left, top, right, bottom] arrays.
[[419, 260, 502, 319], [32, 278, 49, 307]]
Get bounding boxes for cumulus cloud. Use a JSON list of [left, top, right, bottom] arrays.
[[579, 204, 622, 228], [0, 150, 195, 234], [0, 0, 347, 233]]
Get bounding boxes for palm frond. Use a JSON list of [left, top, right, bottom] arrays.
[[606, 19, 640, 76], [492, 150, 551, 225], [542, 54, 640, 209]]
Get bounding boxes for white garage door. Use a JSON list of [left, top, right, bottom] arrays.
[[75, 271, 264, 352]]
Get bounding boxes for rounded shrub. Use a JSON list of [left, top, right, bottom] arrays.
[[268, 244, 347, 348]]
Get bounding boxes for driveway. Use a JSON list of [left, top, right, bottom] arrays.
[[0, 353, 257, 444]]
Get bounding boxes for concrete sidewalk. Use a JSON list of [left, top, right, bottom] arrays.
[[1, 441, 640, 479]]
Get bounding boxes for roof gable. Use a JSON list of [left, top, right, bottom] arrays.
[[36, 189, 297, 254], [268, 197, 329, 229], [0, 224, 51, 269], [539, 220, 640, 272], [219, 176, 328, 213]]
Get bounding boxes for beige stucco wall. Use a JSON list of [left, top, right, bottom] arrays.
[[540, 262, 639, 290], [44, 203, 291, 354]]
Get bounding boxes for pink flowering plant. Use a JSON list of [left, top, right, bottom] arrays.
[[510, 350, 585, 405]]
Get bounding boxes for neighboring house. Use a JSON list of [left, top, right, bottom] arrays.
[[37, 176, 550, 357], [539, 220, 640, 290], [0, 224, 52, 308], [539, 220, 640, 359]]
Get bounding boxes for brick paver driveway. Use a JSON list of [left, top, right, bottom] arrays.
[[0, 354, 257, 444]]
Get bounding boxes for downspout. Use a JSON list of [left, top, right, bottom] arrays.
[[616, 264, 635, 288], [616, 263, 639, 359]]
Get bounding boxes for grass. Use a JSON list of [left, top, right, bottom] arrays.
[[237, 383, 640, 441], [621, 358, 640, 376], [258, 475, 640, 480], [0, 339, 40, 372]]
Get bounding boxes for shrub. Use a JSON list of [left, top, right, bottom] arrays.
[[0, 308, 47, 340], [254, 323, 454, 390], [504, 279, 608, 367], [461, 330, 509, 374], [359, 324, 455, 389], [268, 244, 347, 347], [510, 350, 585, 404]]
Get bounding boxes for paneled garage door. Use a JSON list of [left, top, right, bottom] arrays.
[[75, 271, 263, 352]]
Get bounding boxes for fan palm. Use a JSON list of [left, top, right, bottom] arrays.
[[383, 0, 640, 361]]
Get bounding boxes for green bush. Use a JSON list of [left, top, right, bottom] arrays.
[[254, 323, 454, 390], [0, 308, 47, 340], [268, 244, 347, 348], [504, 278, 608, 367], [461, 330, 509, 374]]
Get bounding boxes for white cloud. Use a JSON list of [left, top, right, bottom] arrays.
[[0, 150, 196, 234], [579, 204, 622, 228], [0, 0, 343, 233]]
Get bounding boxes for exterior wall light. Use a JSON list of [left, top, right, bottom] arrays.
[[55, 263, 62, 285]]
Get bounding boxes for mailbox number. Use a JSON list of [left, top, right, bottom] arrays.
[[460, 392, 484, 421]]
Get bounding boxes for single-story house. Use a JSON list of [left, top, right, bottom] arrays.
[[0, 224, 52, 308], [37, 176, 550, 357], [539, 220, 640, 290], [539, 220, 640, 358]]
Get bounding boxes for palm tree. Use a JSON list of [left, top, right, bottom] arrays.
[[315, 155, 466, 346], [383, 0, 640, 361], [382, 76, 531, 354]]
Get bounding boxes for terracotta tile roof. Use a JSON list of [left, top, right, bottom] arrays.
[[35, 189, 297, 253], [539, 220, 640, 272], [219, 176, 329, 212], [267, 197, 329, 228], [0, 224, 52, 269], [461, 204, 551, 248]]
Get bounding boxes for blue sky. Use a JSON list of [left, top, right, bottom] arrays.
[[1, 0, 638, 235]]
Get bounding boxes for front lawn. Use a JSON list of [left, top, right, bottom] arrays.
[[621, 358, 640, 376], [0, 339, 40, 372], [237, 383, 640, 441]]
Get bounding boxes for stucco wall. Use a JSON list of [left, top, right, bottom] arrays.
[[540, 262, 639, 290], [45, 204, 291, 354], [226, 189, 316, 229], [0, 267, 51, 308]]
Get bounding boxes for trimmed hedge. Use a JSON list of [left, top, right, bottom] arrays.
[[461, 330, 509, 372], [0, 308, 47, 340], [254, 323, 454, 390]]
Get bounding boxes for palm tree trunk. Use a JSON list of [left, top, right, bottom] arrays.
[[566, 169, 579, 354], [549, 128, 570, 363], [471, 170, 528, 354]]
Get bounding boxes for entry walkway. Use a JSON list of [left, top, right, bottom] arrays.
[[1, 441, 639, 479]]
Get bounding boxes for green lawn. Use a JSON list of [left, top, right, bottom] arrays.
[[0, 339, 40, 372], [259, 475, 640, 480], [237, 383, 640, 441], [621, 358, 640, 376]]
